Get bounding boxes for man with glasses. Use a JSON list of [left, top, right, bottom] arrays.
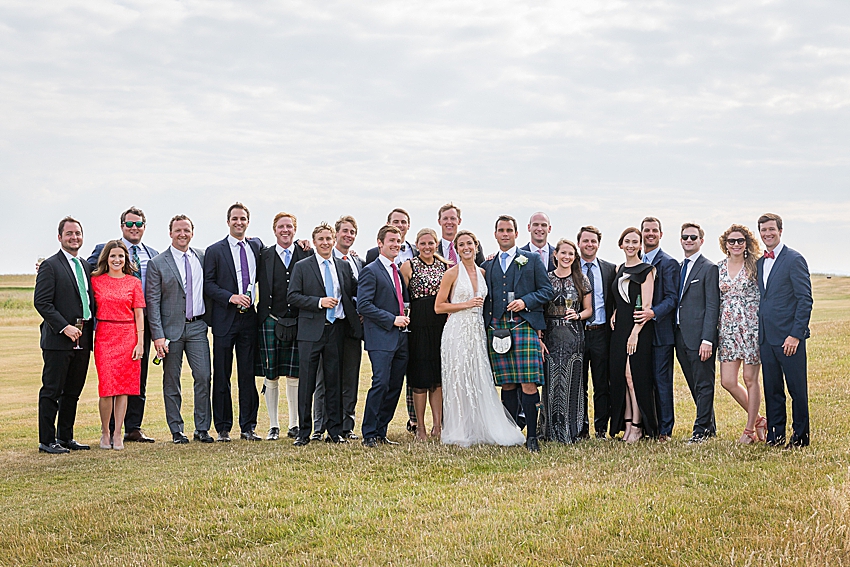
[[87, 206, 159, 443]]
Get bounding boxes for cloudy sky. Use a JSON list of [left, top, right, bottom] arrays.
[[2, 0, 848, 273]]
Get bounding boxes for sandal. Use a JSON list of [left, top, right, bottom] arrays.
[[754, 416, 767, 442], [626, 423, 643, 444], [738, 429, 758, 444]]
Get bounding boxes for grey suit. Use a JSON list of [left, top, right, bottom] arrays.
[[674, 254, 720, 438], [146, 247, 212, 435]]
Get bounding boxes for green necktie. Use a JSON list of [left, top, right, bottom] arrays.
[[131, 245, 142, 279], [72, 257, 92, 319]]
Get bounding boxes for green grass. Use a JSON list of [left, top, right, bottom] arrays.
[[0, 274, 848, 565]]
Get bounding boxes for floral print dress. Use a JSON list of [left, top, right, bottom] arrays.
[[718, 258, 760, 365]]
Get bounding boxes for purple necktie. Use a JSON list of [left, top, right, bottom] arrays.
[[238, 241, 250, 294], [184, 252, 194, 319]]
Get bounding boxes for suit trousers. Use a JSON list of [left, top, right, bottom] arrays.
[[312, 336, 363, 434], [652, 344, 676, 436], [674, 328, 717, 437], [761, 341, 809, 445], [297, 320, 344, 440], [39, 348, 90, 445], [582, 326, 611, 436], [123, 319, 151, 432], [362, 335, 408, 440], [162, 319, 212, 434], [212, 309, 259, 434]]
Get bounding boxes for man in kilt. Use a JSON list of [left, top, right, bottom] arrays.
[[482, 215, 554, 452], [255, 212, 314, 440]]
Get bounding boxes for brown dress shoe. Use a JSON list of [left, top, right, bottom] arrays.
[[124, 429, 155, 443]]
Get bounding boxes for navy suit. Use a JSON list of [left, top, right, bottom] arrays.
[[520, 243, 556, 272], [647, 248, 680, 436], [357, 257, 410, 441], [204, 236, 263, 435], [757, 245, 813, 445]]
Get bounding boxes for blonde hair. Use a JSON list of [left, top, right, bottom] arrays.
[[719, 224, 761, 281], [415, 227, 448, 265]]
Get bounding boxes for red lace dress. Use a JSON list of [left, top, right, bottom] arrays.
[[92, 274, 146, 397]]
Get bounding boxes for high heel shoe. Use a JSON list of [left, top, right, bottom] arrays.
[[626, 423, 643, 444], [754, 416, 767, 442], [738, 429, 758, 444]]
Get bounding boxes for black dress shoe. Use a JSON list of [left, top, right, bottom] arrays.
[[344, 431, 359, 440], [194, 430, 214, 443], [362, 437, 378, 448], [325, 434, 349, 444], [172, 432, 189, 444], [217, 431, 231, 442], [124, 429, 155, 443], [310, 432, 324, 441], [526, 437, 541, 453], [287, 427, 298, 439], [686, 434, 709, 445], [406, 420, 416, 433], [594, 431, 608, 440], [267, 427, 280, 441], [240, 430, 262, 441], [39, 442, 70, 454], [784, 437, 808, 450], [57, 439, 90, 451], [378, 437, 399, 446], [294, 437, 310, 447]]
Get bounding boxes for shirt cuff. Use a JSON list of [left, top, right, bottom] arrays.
[[701, 340, 713, 347]]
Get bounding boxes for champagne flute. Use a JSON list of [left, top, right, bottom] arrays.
[[564, 296, 574, 320], [507, 292, 515, 322], [73, 318, 84, 350], [402, 302, 411, 333]]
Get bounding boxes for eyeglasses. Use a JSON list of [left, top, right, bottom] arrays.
[[124, 221, 145, 228], [726, 238, 746, 245], [681, 234, 699, 241]]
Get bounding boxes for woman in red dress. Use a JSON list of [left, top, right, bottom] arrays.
[[91, 240, 145, 450]]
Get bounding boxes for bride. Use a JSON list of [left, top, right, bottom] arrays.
[[435, 230, 525, 447]]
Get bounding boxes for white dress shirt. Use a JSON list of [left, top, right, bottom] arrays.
[[333, 247, 359, 279], [170, 246, 205, 317], [677, 251, 712, 346], [527, 242, 551, 266], [396, 241, 415, 266], [275, 243, 296, 268], [763, 242, 785, 288], [227, 235, 257, 296], [316, 254, 344, 320], [61, 249, 89, 292], [123, 237, 151, 290], [498, 246, 518, 272]]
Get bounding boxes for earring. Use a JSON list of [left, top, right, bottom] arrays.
[[744, 250, 748, 258]]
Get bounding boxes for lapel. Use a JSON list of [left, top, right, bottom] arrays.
[[375, 258, 395, 291], [681, 255, 703, 298], [509, 250, 526, 290], [263, 246, 277, 292], [163, 249, 184, 292], [334, 258, 350, 297], [219, 237, 239, 287], [756, 257, 765, 294], [765, 247, 787, 293], [56, 251, 78, 288], [310, 256, 327, 291]]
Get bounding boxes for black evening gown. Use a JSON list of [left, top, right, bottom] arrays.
[[609, 262, 658, 438]]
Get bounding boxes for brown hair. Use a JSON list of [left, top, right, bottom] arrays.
[[453, 229, 479, 250], [58, 216, 83, 236], [273, 212, 297, 230], [169, 215, 194, 231], [576, 225, 602, 243], [415, 228, 448, 265], [377, 225, 401, 242], [494, 215, 518, 232], [93, 240, 135, 277], [618, 227, 642, 246], [387, 208, 410, 223], [553, 238, 586, 304], [227, 202, 250, 220], [311, 222, 335, 239], [335, 215, 358, 234], [719, 224, 761, 282], [641, 216, 662, 232], [757, 213, 783, 231], [120, 206, 146, 224], [680, 222, 704, 239], [438, 202, 461, 220]]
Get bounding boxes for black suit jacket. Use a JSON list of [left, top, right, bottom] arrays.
[[676, 254, 720, 350], [256, 244, 314, 322], [34, 251, 97, 350], [520, 243, 556, 272], [438, 239, 485, 266], [287, 256, 361, 342], [581, 257, 616, 322], [203, 236, 263, 336], [365, 241, 418, 265]]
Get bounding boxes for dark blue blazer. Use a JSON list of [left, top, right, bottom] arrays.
[[356, 259, 409, 352], [756, 245, 813, 346], [481, 250, 554, 331], [86, 241, 159, 270], [203, 236, 263, 337], [520, 243, 556, 272], [648, 248, 679, 346]]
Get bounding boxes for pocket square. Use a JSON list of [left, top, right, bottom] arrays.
[[690, 279, 700, 283]]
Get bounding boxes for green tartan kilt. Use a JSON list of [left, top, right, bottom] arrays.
[[255, 316, 299, 379], [487, 316, 545, 386]]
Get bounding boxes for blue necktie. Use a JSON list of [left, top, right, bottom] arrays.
[[283, 248, 291, 268], [323, 259, 335, 323], [678, 258, 690, 300], [500, 252, 510, 273]]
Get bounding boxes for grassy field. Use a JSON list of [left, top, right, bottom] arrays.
[[0, 274, 848, 566]]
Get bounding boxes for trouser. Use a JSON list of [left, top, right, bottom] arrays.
[[582, 325, 611, 435], [674, 329, 716, 438], [212, 310, 259, 434], [652, 343, 675, 436], [122, 319, 151, 432], [162, 319, 212, 434], [38, 348, 89, 445], [297, 321, 344, 440], [362, 336, 409, 440], [761, 340, 809, 445]]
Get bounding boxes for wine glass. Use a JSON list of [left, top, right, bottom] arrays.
[[402, 302, 411, 333], [553, 296, 566, 318], [507, 292, 515, 322], [73, 318, 84, 350]]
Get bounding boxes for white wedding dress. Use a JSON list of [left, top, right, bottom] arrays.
[[440, 265, 525, 447]]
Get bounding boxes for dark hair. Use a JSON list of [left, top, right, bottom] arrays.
[[311, 222, 336, 239], [618, 227, 642, 246], [757, 213, 783, 231], [120, 207, 146, 224], [641, 216, 662, 232], [438, 202, 461, 220], [680, 222, 704, 239], [387, 208, 410, 223], [169, 214, 194, 231], [58, 216, 83, 236], [454, 229, 479, 249], [335, 215, 358, 234], [377, 225, 401, 242], [553, 239, 586, 304], [577, 225, 602, 243], [227, 202, 250, 220], [93, 240, 135, 277], [494, 215, 518, 232]]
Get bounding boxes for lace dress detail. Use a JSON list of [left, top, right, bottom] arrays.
[[440, 265, 525, 447]]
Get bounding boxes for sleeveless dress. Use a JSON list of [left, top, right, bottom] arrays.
[[608, 263, 658, 438], [407, 256, 448, 390], [92, 274, 145, 397], [440, 265, 525, 447], [718, 259, 760, 365]]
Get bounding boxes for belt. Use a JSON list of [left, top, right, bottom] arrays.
[[324, 318, 344, 326], [585, 323, 607, 331], [186, 316, 202, 323]]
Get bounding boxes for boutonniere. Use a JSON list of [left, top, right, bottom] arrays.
[[515, 255, 528, 268]]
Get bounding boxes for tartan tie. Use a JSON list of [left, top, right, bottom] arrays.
[[130, 245, 141, 279]]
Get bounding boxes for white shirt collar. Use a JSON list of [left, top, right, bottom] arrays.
[[315, 253, 335, 267], [684, 251, 702, 264], [770, 242, 785, 258], [333, 247, 350, 259], [170, 245, 193, 259], [378, 254, 395, 268], [275, 243, 295, 256], [227, 234, 246, 248], [61, 249, 79, 262], [528, 242, 549, 255], [122, 237, 143, 251]]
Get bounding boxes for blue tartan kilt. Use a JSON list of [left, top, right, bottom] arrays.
[[254, 316, 299, 379], [487, 316, 545, 386]]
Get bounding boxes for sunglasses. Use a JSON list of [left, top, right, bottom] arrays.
[[681, 234, 699, 241], [124, 221, 145, 228], [726, 238, 746, 245]]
